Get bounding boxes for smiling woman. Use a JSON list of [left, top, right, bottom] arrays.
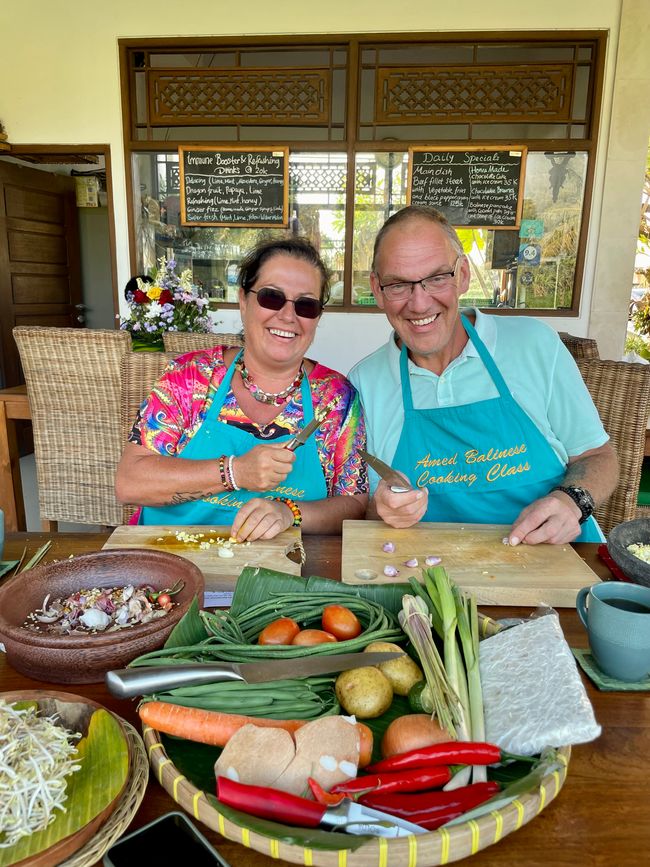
[[115, 237, 368, 540]]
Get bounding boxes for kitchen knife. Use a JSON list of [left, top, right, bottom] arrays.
[[285, 413, 326, 451], [217, 777, 426, 837], [360, 449, 414, 493], [106, 651, 403, 698]]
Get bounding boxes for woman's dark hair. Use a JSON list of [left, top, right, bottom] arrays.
[[124, 274, 153, 301], [237, 237, 331, 306]]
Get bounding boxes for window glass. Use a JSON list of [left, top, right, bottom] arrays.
[[350, 153, 409, 305], [133, 152, 347, 306], [459, 151, 588, 310]]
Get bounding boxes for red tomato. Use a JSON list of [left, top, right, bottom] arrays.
[[156, 593, 172, 609], [322, 605, 362, 641], [258, 617, 301, 645], [291, 629, 338, 646]]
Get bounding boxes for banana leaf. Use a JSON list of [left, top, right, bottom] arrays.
[[163, 734, 371, 851], [164, 596, 209, 648], [230, 566, 412, 618], [0, 704, 129, 866]]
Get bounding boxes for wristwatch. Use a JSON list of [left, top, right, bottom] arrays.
[[551, 485, 595, 524]]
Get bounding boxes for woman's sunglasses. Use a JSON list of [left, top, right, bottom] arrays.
[[249, 287, 323, 320]]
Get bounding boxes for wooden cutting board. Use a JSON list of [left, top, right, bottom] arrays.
[[341, 520, 601, 607], [103, 525, 303, 592]]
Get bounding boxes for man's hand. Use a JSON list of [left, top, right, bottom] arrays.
[[231, 443, 296, 492], [231, 497, 294, 542], [508, 490, 583, 545], [372, 480, 428, 529]]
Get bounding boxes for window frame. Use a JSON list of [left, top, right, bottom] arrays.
[[119, 31, 606, 317]]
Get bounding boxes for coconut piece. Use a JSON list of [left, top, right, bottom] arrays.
[[214, 724, 295, 787], [274, 715, 360, 796]]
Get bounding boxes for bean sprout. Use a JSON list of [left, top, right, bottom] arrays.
[[0, 701, 81, 847]]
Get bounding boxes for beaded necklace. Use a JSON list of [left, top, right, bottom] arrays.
[[235, 357, 305, 406]]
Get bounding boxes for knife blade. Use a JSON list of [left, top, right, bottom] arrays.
[[360, 449, 414, 493], [285, 414, 325, 451], [217, 777, 426, 837], [106, 651, 404, 698]]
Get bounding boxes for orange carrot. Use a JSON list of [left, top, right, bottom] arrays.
[[139, 701, 374, 763], [139, 702, 304, 747]]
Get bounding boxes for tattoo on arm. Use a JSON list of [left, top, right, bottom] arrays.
[[165, 490, 220, 506]]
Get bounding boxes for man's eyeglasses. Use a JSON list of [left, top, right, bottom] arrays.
[[248, 287, 323, 320], [379, 257, 462, 301]]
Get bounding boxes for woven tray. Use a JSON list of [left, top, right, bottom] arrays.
[[142, 725, 570, 866], [61, 720, 149, 867]]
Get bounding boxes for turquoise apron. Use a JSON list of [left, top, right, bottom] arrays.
[[140, 350, 328, 525], [392, 315, 603, 542]]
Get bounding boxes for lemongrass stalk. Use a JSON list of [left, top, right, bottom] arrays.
[[453, 587, 487, 784], [430, 567, 470, 742], [399, 594, 458, 737]]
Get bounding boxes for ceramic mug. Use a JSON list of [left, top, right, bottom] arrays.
[[576, 581, 650, 681]]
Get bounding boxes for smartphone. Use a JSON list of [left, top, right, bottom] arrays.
[[103, 811, 231, 867]]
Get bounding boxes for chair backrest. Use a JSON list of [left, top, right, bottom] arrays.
[[120, 351, 177, 521], [13, 326, 132, 526], [576, 358, 650, 535], [162, 331, 243, 353], [559, 332, 600, 361]]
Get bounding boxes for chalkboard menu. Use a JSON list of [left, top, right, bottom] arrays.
[[408, 147, 527, 229], [179, 146, 289, 227]]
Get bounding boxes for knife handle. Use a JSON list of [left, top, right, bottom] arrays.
[[105, 663, 243, 698], [217, 778, 325, 827]]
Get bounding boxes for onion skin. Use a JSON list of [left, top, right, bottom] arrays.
[[381, 714, 452, 759]]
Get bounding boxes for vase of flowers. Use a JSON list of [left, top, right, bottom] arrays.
[[119, 256, 214, 350]]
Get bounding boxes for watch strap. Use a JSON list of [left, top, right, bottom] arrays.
[[551, 485, 595, 524]]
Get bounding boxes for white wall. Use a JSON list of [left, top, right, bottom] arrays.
[[2, 0, 647, 368]]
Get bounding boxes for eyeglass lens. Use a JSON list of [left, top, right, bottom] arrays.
[[253, 287, 322, 319]]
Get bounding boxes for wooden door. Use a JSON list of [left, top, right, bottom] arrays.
[[0, 160, 82, 388]]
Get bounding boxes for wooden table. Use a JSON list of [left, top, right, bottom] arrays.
[[2, 532, 650, 866], [0, 385, 29, 531]]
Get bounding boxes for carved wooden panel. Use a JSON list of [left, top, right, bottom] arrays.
[[149, 69, 329, 126], [376, 65, 574, 124]]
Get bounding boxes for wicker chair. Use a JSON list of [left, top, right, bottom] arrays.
[[119, 351, 177, 522], [559, 332, 600, 361], [12, 326, 132, 530], [576, 358, 650, 535], [162, 331, 243, 353]]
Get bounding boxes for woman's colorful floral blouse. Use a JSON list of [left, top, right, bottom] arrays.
[[129, 345, 368, 496]]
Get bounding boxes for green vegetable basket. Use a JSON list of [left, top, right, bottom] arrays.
[[139, 566, 572, 865], [142, 725, 570, 866]]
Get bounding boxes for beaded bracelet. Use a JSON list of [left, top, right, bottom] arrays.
[[218, 455, 234, 492], [273, 496, 302, 527], [227, 455, 240, 492]]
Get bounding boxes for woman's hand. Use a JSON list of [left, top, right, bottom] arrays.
[[231, 443, 296, 492], [231, 498, 294, 542]]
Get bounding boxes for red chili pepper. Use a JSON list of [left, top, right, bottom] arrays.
[[366, 741, 503, 774], [329, 765, 451, 797], [308, 777, 346, 807], [359, 781, 500, 831]]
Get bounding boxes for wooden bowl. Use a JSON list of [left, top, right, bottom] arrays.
[[0, 690, 130, 867], [0, 549, 204, 683], [607, 518, 650, 588]]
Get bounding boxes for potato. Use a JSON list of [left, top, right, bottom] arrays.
[[335, 667, 393, 719], [364, 641, 424, 696]]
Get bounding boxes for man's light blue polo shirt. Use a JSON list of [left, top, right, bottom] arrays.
[[348, 309, 608, 493]]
